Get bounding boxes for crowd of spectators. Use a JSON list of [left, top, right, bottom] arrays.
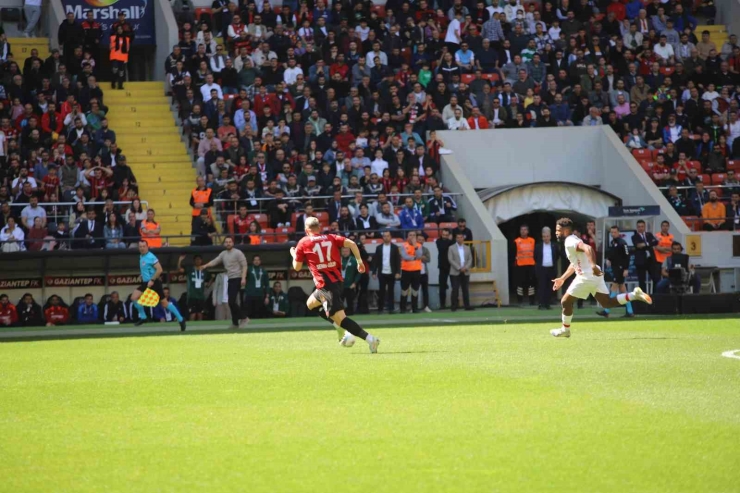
[[166, 0, 738, 237], [0, 14, 161, 252]]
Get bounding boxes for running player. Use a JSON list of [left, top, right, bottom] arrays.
[[290, 217, 380, 353], [131, 240, 186, 331], [551, 218, 651, 338], [597, 225, 634, 318]]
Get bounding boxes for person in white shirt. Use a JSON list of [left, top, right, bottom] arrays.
[[701, 83, 719, 101], [445, 11, 463, 49], [725, 110, 740, 150], [0, 217, 25, 252], [447, 108, 470, 130], [283, 58, 304, 85], [200, 74, 224, 102], [550, 217, 652, 338], [370, 149, 389, 177], [653, 35, 675, 65]]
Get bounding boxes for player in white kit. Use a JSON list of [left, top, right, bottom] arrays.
[[550, 218, 652, 338]]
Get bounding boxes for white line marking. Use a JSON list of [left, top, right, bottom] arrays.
[[721, 349, 740, 360]]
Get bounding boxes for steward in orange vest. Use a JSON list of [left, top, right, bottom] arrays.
[[399, 230, 423, 313], [140, 209, 163, 248], [514, 225, 536, 305], [190, 177, 214, 223], [654, 221, 674, 264], [109, 27, 130, 90]]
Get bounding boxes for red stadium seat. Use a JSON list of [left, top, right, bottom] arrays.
[[401, 47, 412, 65], [632, 149, 651, 160], [727, 160, 738, 172], [639, 160, 653, 173], [438, 222, 458, 232], [688, 160, 702, 172], [695, 174, 706, 184], [249, 213, 268, 228], [652, 148, 665, 161], [367, 239, 382, 245], [424, 223, 439, 239], [315, 211, 329, 226], [195, 7, 212, 21], [461, 74, 475, 84], [290, 212, 299, 226], [659, 66, 675, 76], [274, 227, 294, 243], [372, 5, 386, 18], [227, 214, 236, 235], [262, 228, 275, 243], [482, 73, 500, 82], [712, 173, 726, 185], [682, 216, 701, 231]]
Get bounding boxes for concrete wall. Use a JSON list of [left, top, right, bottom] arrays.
[[717, 0, 740, 42], [155, 0, 180, 81], [47, 0, 66, 51]]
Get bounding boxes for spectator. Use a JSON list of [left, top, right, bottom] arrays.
[[104, 214, 126, 249], [110, 25, 130, 90], [244, 254, 269, 319], [103, 291, 127, 323], [140, 208, 162, 248], [191, 210, 218, 246], [266, 281, 289, 318], [452, 218, 474, 241], [399, 196, 424, 231], [123, 211, 141, 247], [702, 190, 726, 231], [152, 288, 181, 322], [77, 293, 99, 324], [0, 294, 19, 327], [656, 242, 702, 294], [20, 196, 46, 230], [23, 0, 43, 37], [26, 217, 48, 251], [1, 217, 26, 252]]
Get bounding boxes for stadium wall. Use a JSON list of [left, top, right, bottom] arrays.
[[718, 0, 740, 45], [47, 0, 66, 51], [155, 0, 180, 81]]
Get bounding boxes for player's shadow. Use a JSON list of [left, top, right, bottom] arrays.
[[352, 350, 448, 355]]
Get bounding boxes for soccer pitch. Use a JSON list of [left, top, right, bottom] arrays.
[[1, 312, 739, 492]]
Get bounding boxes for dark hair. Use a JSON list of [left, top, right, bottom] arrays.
[[671, 241, 683, 250], [85, 293, 93, 298], [661, 220, 669, 226], [610, 225, 619, 231], [556, 217, 574, 230], [636, 219, 646, 225]]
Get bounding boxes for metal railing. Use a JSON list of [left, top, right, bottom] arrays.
[[8, 200, 150, 226]]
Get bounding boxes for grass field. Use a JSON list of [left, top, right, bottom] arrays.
[[1, 313, 739, 492]]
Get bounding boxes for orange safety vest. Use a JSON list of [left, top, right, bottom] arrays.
[[654, 233, 673, 263], [249, 234, 261, 245], [140, 220, 162, 248], [191, 187, 212, 217], [109, 35, 129, 63], [514, 237, 535, 266], [401, 242, 422, 271]]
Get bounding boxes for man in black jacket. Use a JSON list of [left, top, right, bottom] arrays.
[[631, 219, 659, 293], [598, 225, 634, 318], [436, 228, 455, 309], [428, 186, 456, 224], [370, 230, 401, 313], [73, 208, 105, 249], [58, 12, 85, 68], [103, 291, 127, 323], [534, 226, 560, 310]]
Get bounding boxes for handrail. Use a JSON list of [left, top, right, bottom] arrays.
[[8, 200, 150, 209], [657, 185, 738, 191], [212, 192, 464, 203]]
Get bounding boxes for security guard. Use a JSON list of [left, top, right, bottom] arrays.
[[514, 224, 536, 305], [399, 230, 423, 313], [109, 25, 130, 90], [190, 176, 214, 226], [597, 225, 634, 318]]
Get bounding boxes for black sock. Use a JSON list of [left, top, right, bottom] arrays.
[[340, 317, 369, 341], [310, 306, 332, 324]]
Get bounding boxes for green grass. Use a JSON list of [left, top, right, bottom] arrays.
[[1, 317, 740, 492]]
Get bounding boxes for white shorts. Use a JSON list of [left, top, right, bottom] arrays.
[[566, 275, 610, 300]]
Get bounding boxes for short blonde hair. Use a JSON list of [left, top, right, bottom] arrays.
[[305, 217, 320, 231]]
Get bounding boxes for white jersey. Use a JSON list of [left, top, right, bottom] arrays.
[[564, 234, 594, 279]]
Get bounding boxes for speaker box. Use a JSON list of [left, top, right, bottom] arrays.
[[632, 294, 679, 315], [681, 293, 740, 314]]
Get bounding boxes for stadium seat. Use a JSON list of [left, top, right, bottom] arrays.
[[372, 4, 385, 17], [727, 160, 738, 172], [274, 227, 294, 243], [652, 148, 665, 160], [439, 222, 457, 231], [290, 212, 299, 226], [688, 160, 702, 171], [632, 149, 651, 160], [639, 160, 653, 173], [424, 223, 440, 239], [315, 212, 329, 226], [659, 66, 675, 76], [682, 216, 701, 231], [712, 173, 726, 185], [461, 74, 475, 84], [250, 213, 269, 228], [482, 73, 500, 82], [695, 173, 706, 183], [227, 214, 236, 235], [195, 7, 211, 21], [367, 239, 382, 245], [262, 228, 275, 243]]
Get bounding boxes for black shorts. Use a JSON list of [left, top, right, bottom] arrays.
[[611, 266, 627, 285], [188, 298, 205, 314], [138, 279, 165, 300], [312, 281, 345, 317], [401, 270, 422, 290]]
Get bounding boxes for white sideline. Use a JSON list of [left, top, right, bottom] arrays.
[[721, 349, 740, 360]]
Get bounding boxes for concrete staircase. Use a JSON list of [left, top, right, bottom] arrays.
[[8, 37, 49, 71], [698, 24, 729, 50], [104, 82, 195, 246]]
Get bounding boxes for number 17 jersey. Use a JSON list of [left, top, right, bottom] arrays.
[[294, 233, 347, 288]]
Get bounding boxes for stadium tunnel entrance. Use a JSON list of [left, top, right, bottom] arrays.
[[478, 182, 622, 300]]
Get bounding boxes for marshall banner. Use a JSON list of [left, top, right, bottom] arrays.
[[62, 0, 155, 45]]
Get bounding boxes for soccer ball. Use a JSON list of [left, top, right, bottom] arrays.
[[340, 332, 356, 347]]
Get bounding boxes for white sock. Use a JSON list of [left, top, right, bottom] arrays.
[[616, 293, 630, 305], [562, 314, 572, 328], [366, 334, 375, 344]]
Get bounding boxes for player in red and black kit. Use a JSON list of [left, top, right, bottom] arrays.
[[291, 217, 381, 353]]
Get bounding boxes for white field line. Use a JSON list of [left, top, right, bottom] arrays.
[[721, 349, 740, 360]]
